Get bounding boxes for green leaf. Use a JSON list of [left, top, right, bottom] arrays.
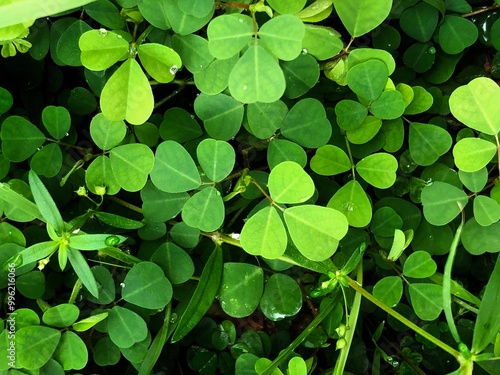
[[108, 305, 148, 348], [387, 229, 410, 261], [85, 155, 121, 196], [178, 0, 214, 17], [84, 0, 125, 29], [400, 2, 439, 42], [93, 337, 120, 366], [140, 181, 189, 222], [458, 168, 488, 193], [150, 140, 201, 193], [162, 0, 213, 35], [207, 14, 254, 59], [421, 182, 469, 226], [347, 47, 396, 75], [346, 115, 382, 145], [370, 206, 403, 237], [54, 331, 88, 370], [438, 15, 477, 54], [41, 106, 71, 139], [405, 86, 433, 115], [218, 263, 264, 318], [281, 53, 320, 99], [0, 115, 45, 162], [110, 143, 154, 192], [171, 246, 223, 343], [194, 93, 244, 140], [30, 143, 63, 178], [246, 100, 288, 139], [369, 90, 406, 120], [56, 20, 92, 67], [373, 276, 403, 307], [79, 29, 129, 71], [462, 218, 500, 255], [228, 43, 286, 103], [151, 242, 194, 285], [137, 0, 170, 30], [72, 312, 109, 332], [453, 138, 497, 172], [0, 0, 97, 28], [196, 139, 235, 182], [171, 34, 213, 73], [335, 99, 368, 131], [287, 357, 307, 375], [473, 195, 500, 227], [182, 187, 225, 232], [334, 0, 392, 37], [16, 326, 61, 370], [260, 273, 302, 321], [138, 43, 182, 83], [409, 122, 453, 166], [284, 205, 348, 261], [28, 170, 64, 234], [100, 58, 154, 125], [194, 55, 238, 95], [403, 42, 436, 73], [95, 211, 144, 230], [122, 261, 172, 309], [67, 248, 99, 298], [302, 24, 342, 60], [240, 205, 288, 259], [268, 161, 315, 204], [90, 111, 127, 149], [310, 145, 351, 176], [327, 180, 372, 228], [267, 0, 307, 14], [356, 153, 398, 189], [16, 271, 45, 298], [160, 107, 202, 143], [0, 86, 13, 115], [281, 98, 332, 148], [472, 257, 500, 353], [403, 251, 437, 278], [347, 59, 388, 101], [268, 139, 307, 170], [259, 15, 305, 61], [409, 283, 443, 321], [68, 234, 126, 250], [43, 304, 80, 327], [449, 77, 500, 135]]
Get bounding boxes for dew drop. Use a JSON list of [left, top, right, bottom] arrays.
[[301, 48, 308, 55], [170, 65, 178, 75], [65, 132, 69, 136], [238, 18, 244, 23], [427, 46, 436, 55], [242, 85, 248, 91], [117, 35, 123, 39], [120, 282, 125, 288], [190, 115, 195, 119], [424, 178, 433, 186], [170, 313, 178, 324], [99, 28, 108, 37]]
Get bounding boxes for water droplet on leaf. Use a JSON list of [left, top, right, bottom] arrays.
[[301, 48, 308, 55], [99, 28, 108, 37], [105, 235, 120, 246], [120, 282, 125, 288], [428, 46, 436, 55], [170, 65, 178, 75], [242, 85, 248, 91]]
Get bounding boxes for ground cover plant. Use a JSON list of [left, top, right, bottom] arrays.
[[0, 0, 500, 374]]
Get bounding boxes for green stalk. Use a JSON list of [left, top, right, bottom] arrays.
[[344, 275, 461, 359], [443, 219, 464, 344], [259, 284, 342, 375], [333, 264, 363, 375]]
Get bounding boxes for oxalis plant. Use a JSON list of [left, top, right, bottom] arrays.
[[0, 0, 500, 374]]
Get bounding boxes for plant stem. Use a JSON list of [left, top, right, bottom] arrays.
[[461, 3, 500, 18], [106, 195, 143, 214], [333, 264, 363, 375], [343, 275, 461, 359], [443, 212, 464, 344], [344, 136, 356, 179]]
